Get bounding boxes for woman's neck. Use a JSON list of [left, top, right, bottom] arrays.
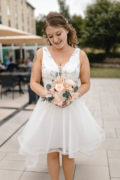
[[50, 44, 71, 53]]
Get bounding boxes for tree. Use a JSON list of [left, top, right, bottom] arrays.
[[36, 14, 46, 36], [70, 15, 85, 46], [58, 0, 71, 21], [82, 0, 120, 54]]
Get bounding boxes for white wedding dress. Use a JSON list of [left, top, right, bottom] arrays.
[[18, 46, 105, 168]]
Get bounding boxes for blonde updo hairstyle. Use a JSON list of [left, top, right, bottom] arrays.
[[43, 12, 78, 47]]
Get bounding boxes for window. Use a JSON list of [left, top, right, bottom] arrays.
[[15, 10, 18, 19], [0, 16, 2, 24], [21, 0, 23, 9], [7, 5, 10, 15], [16, 23, 18, 29], [27, 6, 29, 14], [0, 0, 1, 13], [27, 16, 29, 25], [14, 0, 17, 6], [8, 19, 11, 27], [22, 13, 24, 22]]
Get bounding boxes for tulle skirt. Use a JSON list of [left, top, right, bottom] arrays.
[[18, 96, 105, 169]]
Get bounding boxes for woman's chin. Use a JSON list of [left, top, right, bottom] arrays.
[[53, 43, 65, 49]]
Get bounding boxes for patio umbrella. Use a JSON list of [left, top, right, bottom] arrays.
[[0, 35, 47, 60], [0, 35, 46, 44], [0, 24, 31, 36]]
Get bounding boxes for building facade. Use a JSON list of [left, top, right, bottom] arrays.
[[0, 0, 36, 35]]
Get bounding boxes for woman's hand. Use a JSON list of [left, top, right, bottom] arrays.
[[61, 102, 72, 108], [56, 101, 72, 108], [41, 88, 51, 98]]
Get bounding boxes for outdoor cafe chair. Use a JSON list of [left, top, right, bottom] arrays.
[[0, 75, 19, 99]]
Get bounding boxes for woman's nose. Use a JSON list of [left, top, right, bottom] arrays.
[[53, 36, 59, 43]]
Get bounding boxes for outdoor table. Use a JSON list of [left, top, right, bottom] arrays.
[[0, 72, 30, 76], [0, 72, 30, 93], [18, 65, 29, 72]]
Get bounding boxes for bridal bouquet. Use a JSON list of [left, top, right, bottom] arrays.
[[41, 74, 80, 107]]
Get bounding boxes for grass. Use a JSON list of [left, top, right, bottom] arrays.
[[90, 67, 120, 78], [83, 46, 120, 54]]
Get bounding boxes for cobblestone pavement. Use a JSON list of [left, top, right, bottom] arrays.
[[0, 78, 120, 180]]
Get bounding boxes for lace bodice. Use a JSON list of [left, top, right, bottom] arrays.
[[42, 46, 81, 87]]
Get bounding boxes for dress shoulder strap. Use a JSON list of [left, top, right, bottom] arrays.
[[42, 46, 55, 68], [42, 46, 49, 64], [71, 47, 80, 66]]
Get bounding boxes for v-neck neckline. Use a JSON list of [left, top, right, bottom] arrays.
[[46, 46, 77, 69]]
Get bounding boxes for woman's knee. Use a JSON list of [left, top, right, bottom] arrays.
[[62, 154, 69, 159], [62, 155, 74, 160], [47, 152, 59, 160]]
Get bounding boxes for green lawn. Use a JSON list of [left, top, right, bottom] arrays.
[[90, 67, 120, 78]]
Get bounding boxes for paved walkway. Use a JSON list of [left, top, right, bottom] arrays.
[[0, 78, 120, 180]]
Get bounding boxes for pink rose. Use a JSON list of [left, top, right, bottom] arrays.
[[55, 83, 64, 92], [53, 94, 63, 106], [65, 79, 76, 87]]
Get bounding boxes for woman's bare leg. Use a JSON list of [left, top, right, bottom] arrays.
[[62, 155, 75, 180], [47, 152, 60, 180]]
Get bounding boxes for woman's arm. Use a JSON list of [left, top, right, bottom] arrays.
[[30, 48, 49, 97], [78, 50, 91, 97], [61, 50, 90, 108]]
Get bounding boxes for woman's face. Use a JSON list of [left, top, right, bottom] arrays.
[[45, 26, 68, 49]]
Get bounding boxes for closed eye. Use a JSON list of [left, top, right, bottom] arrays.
[[57, 33, 61, 36], [48, 36, 53, 39], [48, 33, 61, 39]]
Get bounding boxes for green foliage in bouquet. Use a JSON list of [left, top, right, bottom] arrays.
[[41, 95, 54, 102], [74, 86, 78, 92], [41, 97, 46, 101], [55, 72, 59, 77], [46, 84, 51, 90], [63, 91, 71, 100], [47, 96, 54, 102]]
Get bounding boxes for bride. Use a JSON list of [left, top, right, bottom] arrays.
[[18, 12, 105, 180]]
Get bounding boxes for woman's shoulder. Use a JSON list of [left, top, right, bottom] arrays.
[[35, 47, 44, 59], [79, 48, 88, 59], [75, 47, 86, 55], [36, 47, 43, 55], [79, 48, 90, 66], [78, 48, 86, 55], [36, 46, 49, 55], [33, 48, 44, 64]]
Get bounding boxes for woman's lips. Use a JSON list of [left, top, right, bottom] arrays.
[[55, 41, 62, 45]]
